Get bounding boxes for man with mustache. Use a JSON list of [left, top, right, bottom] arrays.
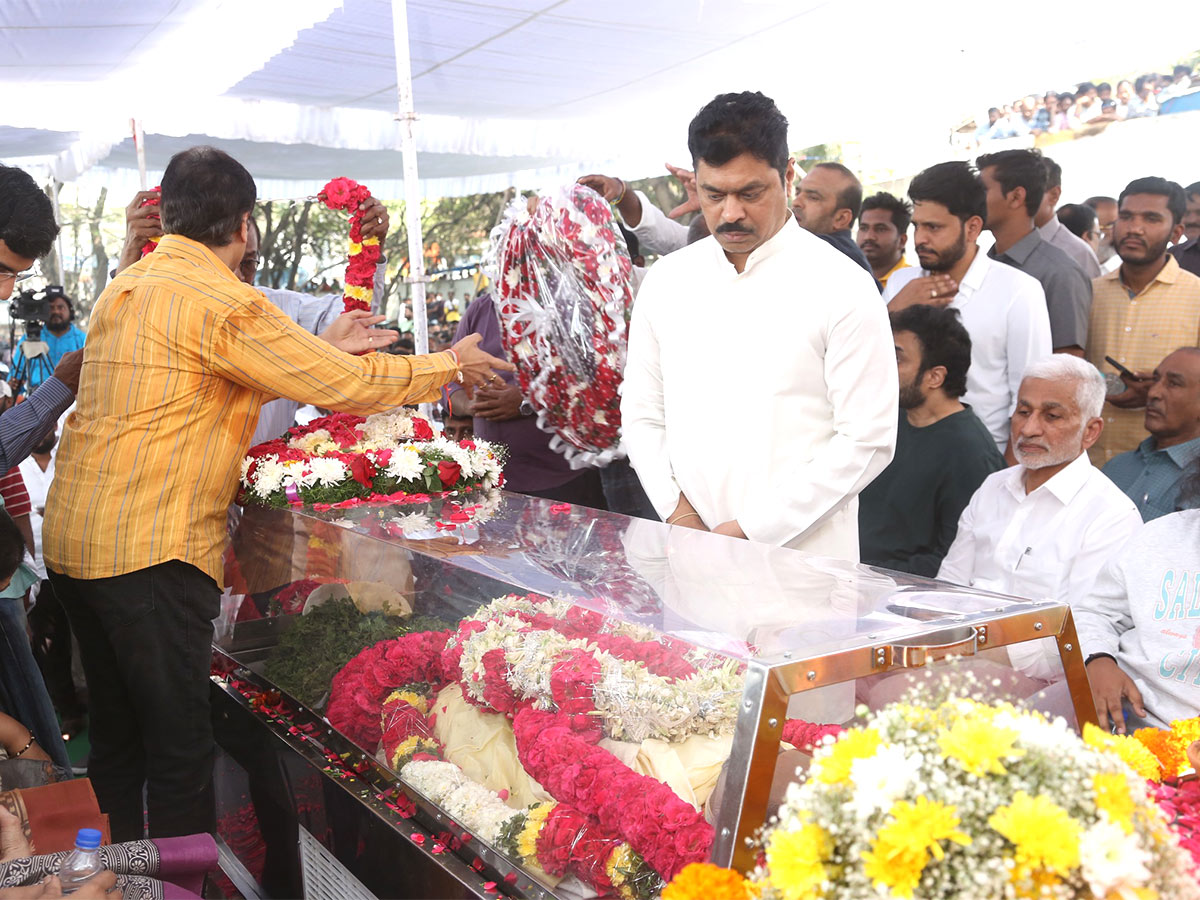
[[1085, 177, 1200, 464], [856, 192, 911, 289], [623, 91, 895, 558], [791, 162, 876, 280], [884, 161, 1051, 454], [1102, 347, 1200, 519], [938, 356, 1141, 642]]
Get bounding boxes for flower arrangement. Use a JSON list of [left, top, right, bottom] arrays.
[[237, 409, 504, 508], [486, 183, 635, 468], [1085, 717, 1200, 867], [442, 593, 745, 743], [662, 692, 1200, 900], [317, 177, 381, 313]]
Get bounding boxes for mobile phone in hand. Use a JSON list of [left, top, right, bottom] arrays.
[[1104, 355, 1137, 380]]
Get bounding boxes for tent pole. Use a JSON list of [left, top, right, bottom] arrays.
[[391, 0, 430, 381], [131, 119, 147, 190]]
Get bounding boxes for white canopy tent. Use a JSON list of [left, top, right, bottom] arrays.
[[2, 0, 1200, 352]]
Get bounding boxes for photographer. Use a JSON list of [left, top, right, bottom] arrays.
[[11, 287, 85, 392]]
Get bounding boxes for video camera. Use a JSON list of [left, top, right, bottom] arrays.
[[10, 286, 52, 322]]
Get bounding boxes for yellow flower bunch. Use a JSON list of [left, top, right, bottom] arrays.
[[988, 791, 1081, 875], [387, 735, 439, 769], [861, 798, 971, 898], [1083, 723, 1164, 782], [938, 716, 1025, 776], [1092, 772, 1136, 834], [812, 728, 881, 785], [517, 802, 554, 863], [764, 822, 831, 900]]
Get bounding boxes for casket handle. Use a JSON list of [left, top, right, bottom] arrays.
[[873, 624, 981, 669]]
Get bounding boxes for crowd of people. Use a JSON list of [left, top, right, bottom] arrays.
[[974, 62, 1197, 142], [0, 82, 1193, 894]]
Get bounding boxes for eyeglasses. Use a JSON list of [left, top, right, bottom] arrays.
[[0, 271, 33, 286]]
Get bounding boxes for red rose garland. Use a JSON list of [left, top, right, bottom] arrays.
[[317, 177, 381, 313], [488, 184, 634, 467]]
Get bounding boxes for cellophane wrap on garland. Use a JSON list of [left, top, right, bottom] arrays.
[[485, 184, 635, 469]]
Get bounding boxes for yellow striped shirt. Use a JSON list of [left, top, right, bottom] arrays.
[[1086, 254, 1200, 465], [44, 235, 457, 583]]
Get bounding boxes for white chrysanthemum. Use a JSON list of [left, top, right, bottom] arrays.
[[251, 457, 286, 498], [386, 447, 424, 482], [289, 429, 331, 454], [846, 742, 923, 822], [362, 411, 415, 445], [389, 512, 433, 535], [307, 457, 349, 486], [1080, 819, 1151, 896], [239, 455, 253, 483], [281, 459, 314, 489]]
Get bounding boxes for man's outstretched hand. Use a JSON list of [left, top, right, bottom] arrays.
[[320, 310, 399, 355], [450, 334, 516, 391], [664, 163, 700, 219]]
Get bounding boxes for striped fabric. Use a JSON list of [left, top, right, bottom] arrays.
[[1086, 255, 1200, 465], [44, 235, 457, 583]]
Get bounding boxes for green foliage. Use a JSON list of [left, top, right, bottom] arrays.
[[262, 595, 450, 709]]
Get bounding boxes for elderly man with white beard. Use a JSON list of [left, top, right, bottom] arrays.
[[937, 356, 1142, 635]]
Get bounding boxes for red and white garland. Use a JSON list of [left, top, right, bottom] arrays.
[[487, 184, 634, 469], [238, 409, 504, 508], [317, 177, 381, 313]]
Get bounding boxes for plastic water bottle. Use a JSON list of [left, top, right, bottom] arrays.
[[56, 828, 103, 893]]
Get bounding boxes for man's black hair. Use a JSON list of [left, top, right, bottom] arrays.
[[889, 304, 972, 399], [687, 91, 789, 183], [1077, 81, 1097, 94], [0, 166, 60, 260], [0, 510, 24, 584], [1085, 195, 1117, 209], [1174, 64, 1193, 78], [1056, 203, 1097, 239], [160, 146, 257, 247], [1135, 75, 1154, 94], [45, 285, 74, 320], [1058, 92, 1076, 104], [861, 192, 912, 233], [976, 148, 1046, 217], [908, 161, 987, 224], [1097, 82, 1113, 93], [1119, 176, 1187, 227], [1041, 156, 1062, 192], [1184, 181, 1200, 202], [813, 162, 863, 221]]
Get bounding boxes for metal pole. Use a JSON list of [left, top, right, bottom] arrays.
[[390, 0, 428, 364], [132, 119, 147, 190]]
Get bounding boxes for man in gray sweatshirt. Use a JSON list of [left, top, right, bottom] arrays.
[[1077, 466, 1200, 733]]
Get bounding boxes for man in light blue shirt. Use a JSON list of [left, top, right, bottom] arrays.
[[1103, 348, 1200, 519], [11, 287, 86, 391]]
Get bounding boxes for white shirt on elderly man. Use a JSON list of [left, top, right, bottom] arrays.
[[622, 216, 897, 561], [884, 250, 1052, 451], [938, 452, 1142, 678]]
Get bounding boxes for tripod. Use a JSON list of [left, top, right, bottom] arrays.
[[9, 320, 56, 396]]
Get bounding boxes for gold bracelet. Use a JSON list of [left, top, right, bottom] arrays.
[[11, 733, 34, 759], [667, 512, 701, 525]]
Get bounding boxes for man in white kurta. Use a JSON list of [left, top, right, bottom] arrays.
[[621, 91, 897, 561]]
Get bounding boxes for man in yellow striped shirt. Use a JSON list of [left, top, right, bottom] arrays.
[[42, 146, 510, 840]]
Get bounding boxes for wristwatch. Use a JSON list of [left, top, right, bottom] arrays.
[[518, 400, 534, 417]]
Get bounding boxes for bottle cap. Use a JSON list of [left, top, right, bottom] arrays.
[[75, 828, 102, 850]]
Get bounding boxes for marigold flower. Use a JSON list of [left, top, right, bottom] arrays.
[[661, 862, 751, 900], [1084, 723, 1164, 782]]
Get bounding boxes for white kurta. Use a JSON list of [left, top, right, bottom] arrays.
[[621, 217, 898, 560]]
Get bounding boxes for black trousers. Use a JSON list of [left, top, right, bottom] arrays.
[[27, 579, 85, 720], [48, 561, 219, 841]]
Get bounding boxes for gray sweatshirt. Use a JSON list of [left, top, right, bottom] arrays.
[[1075, 509, 1200, 728]]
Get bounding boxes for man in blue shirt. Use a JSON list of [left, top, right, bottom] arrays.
[[11, 286, 85, 391], [1103, 347, 1200, 519]]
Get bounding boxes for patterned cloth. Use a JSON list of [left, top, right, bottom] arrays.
[[1086, 255, 1200, 464], [43, 235, 459, 583], [1102, 434, 1200, 520]]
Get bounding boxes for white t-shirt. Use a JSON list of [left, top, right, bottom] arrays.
[[17, 451, 55, 579], [884, 248, 1052, 450]]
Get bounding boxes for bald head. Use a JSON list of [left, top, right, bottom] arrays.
[[792, 162, 863, 235], [1145, 347, 1200, 448]]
